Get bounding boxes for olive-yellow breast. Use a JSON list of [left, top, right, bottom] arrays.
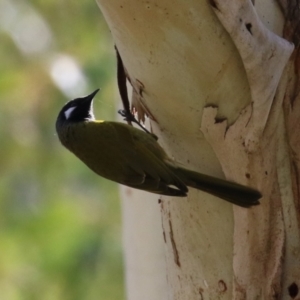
[[56, 89, 261, 207]]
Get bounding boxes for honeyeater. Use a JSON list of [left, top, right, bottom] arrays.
[[56, 89, 261, 207]]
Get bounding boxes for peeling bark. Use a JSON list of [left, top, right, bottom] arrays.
[[97, 0, 300, 299]]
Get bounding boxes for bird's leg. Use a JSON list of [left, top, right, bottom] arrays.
[[118, 109, 158, 140]]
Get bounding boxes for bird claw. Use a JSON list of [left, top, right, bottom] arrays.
[[118, 109, 158, 140]]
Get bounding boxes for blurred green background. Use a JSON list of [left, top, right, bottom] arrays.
[[0, 0, 124, 299]]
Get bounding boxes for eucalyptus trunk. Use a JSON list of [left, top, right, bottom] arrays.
[[96, 0, 300, 299]]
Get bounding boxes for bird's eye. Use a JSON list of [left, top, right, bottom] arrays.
[[64, 106, 76, 120]]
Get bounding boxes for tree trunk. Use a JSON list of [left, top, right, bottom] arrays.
[[96, 0, 300, 299]]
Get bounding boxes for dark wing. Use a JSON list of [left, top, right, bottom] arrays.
[[105, 122, 188, 196]]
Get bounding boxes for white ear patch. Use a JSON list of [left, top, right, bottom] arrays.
[[64, 106, 76, 120]]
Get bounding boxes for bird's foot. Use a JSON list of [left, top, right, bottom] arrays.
[[118, 109, 158, 140]]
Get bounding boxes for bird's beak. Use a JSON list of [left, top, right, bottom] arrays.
[[82, 88, 100, 104]]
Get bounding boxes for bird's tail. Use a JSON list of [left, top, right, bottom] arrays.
[[175, 167, 261, 207]]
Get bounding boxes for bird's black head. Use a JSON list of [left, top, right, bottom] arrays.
[[56, 89, 99, 128]]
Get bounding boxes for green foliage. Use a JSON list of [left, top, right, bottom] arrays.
[[0, 0, 124, 299]]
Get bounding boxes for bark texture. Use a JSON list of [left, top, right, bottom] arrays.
[[96, 0, 299, 299]]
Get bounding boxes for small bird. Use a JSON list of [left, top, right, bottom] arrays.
[[56, 89, 262, 207]]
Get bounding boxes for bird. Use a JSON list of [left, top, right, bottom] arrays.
[[56, 89, 262, 208]]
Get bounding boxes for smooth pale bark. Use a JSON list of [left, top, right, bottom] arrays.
[[96, 0, 299, 299], [120, 186, 167, 300]]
